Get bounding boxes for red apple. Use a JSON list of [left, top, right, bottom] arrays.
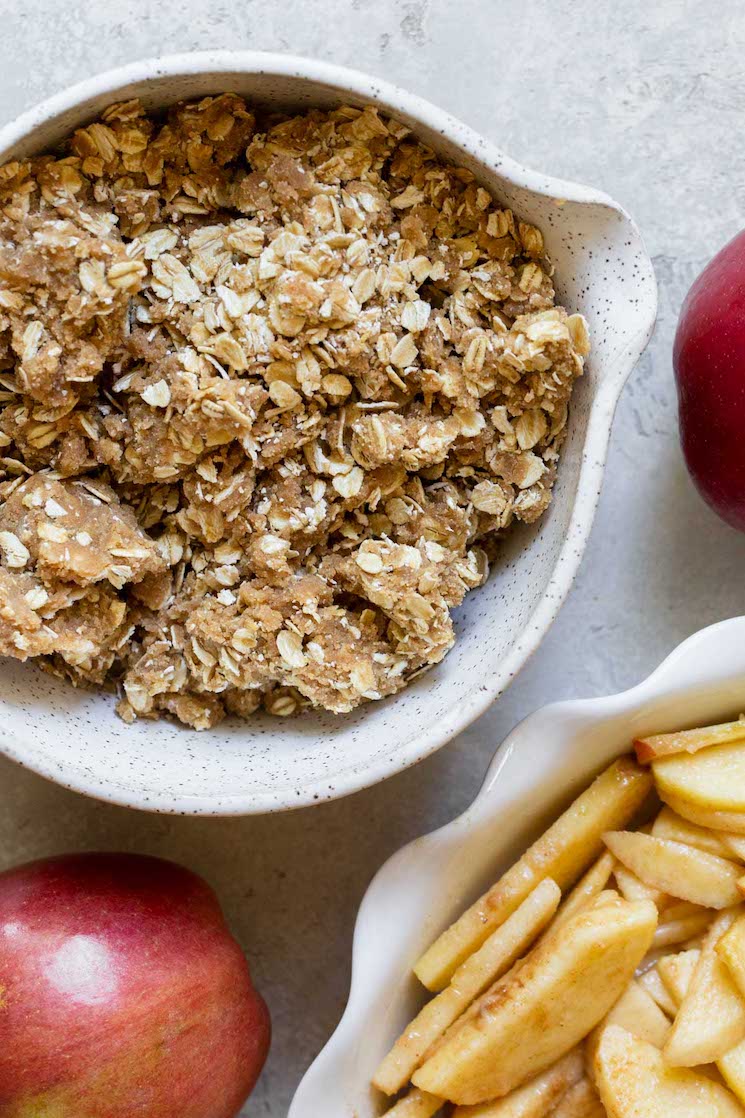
[[674, 228, 745, 531], [0, 853, 270, 1117]]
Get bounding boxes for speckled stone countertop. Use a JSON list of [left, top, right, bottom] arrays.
[[2, 1, 745, 1114]]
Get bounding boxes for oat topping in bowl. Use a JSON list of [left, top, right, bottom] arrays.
[[0, 95, 589, 729]]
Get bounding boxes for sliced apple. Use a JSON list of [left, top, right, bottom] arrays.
[[716, 914, 745, 998], [413, 759, 653, 991], [603, 979, 672, 1047], [634, 718, 745, 763], [593, 1025, 745, 1117], [383, 1087, 444, 1117], [427, 960, 524, 1061], [653, 907, 713, 948], [612, 863, 667, 907], [551, 852, 615, 932], [585, 978, 670, 1067], [637, 965, 677, 1017], [374, 880, 561, 1094], [652, 805, 731, 856], [549, 1078, 606, 1118], [723, 835, 745, 861], [589, 889, 621, 908], [665, 909, 745, 1065], [604, 830, 741, 908], [451, 1048, 583, 1117], [411, 898, 656, 1105], [656, 948, 700, 1006], [720, 1040, 745, 1107], [660, 791, 745, 834], [653, 742, 745, 813], [662, 899, 711, 921]]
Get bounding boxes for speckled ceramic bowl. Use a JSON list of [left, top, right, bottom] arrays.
[[289, 617, 745, 1117], [0, 52, 657, 814]]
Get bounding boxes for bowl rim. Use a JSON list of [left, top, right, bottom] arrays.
[[289, 616, 745, 1115], [0, 51, 658, 814]]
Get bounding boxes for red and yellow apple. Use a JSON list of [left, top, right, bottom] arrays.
[[0, 852, 270, 1117], [674, 229, 745, 530]]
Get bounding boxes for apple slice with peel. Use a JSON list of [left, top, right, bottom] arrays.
[[451, 1048, 583, 1117], [665, 909, 745, 1065], [660, 791, 745, 835], [634, 719, 745, 763], [550, 1079, 606, 1118], [603, 831, 741, 908], [594, 1025, 745, 1117], [653, 742, 745, 813], [411, 897, 656, 1105]]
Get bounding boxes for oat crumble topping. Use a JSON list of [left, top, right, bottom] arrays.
[[0, 95, 589, 729]]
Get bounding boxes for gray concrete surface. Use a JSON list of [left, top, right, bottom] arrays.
[[2, 1, 745, 1113]]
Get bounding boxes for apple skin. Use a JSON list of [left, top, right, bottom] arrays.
[[674, 228, 745, 531], [0, 853, 270, 1118]]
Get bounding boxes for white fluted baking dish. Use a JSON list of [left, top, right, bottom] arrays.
[[290, 617, 745, 1115]]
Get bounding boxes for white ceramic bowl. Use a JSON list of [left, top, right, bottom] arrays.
[[0, 52, 656, 814], [289, 616, 745, 1116]]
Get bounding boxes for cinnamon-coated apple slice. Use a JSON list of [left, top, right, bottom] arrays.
[[450, 1048, 583, 1117], [603, 830, 741, 908], [655, 931, 745, 1102], [411, 898, 656, 1105], [637, 965, 677, 1017], [585, 978, 670, 1068], [634, 719, 745, 763], [723, 834, 745, 861], [664, 909, 745, 1066], [656, 948, 700, 1006], [716, 914, 745, 995], [593, 1026, 745, 1117], [714, 917, 745, 1107], [720, 1040, 745, 1108], [383, 1088, 444, 1118], [652, 806, 731, 856], [612, 862, 667, 907], [549, 1079, 606, 1118], [652, 906, 713, 949], [660, 791, 745, 835], [550, 851, 615, 932], [653, 742, 745, 813]]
